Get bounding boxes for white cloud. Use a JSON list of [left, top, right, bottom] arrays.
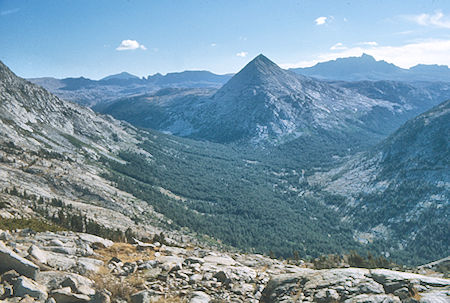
[[315, 16, 327, 25], [330, 43, 347, 50], [358, 41, 378, 46], [280, 39, 450, 69], [116, 40, 147, 51], [236, 51, 248, 57], [211, 43, 217, 47], [406, 11, 450, 29]]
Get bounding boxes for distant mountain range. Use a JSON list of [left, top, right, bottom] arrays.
[[28, 70, 232, 106], [29, 53, 450, 108], [99, 54, 450, 148], [291, 53, 450, 82]]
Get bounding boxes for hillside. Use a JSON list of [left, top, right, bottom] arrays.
[[311, 100, 450, 264], [0, 60, 168, 236]]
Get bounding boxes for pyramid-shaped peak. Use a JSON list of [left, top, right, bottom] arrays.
[[213, 54, 303, 100], [252, 53, 274, 63], [231, 54, 285, 81], [245, 54, 278, 69]]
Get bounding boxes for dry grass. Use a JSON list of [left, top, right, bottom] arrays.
[[89, 266, 188, 302], [94, 242, 155, 263], [87, 243, 158, 301], [88, 267, 135, 301], [410, 287, 422, 301]]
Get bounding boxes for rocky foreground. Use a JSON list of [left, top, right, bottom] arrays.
[[0, 229, 448, 303]]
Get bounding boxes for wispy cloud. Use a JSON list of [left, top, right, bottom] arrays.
[[116, 40, 147, 51], [0, 8, 19, 16], [314, 16, 327, 25], [236, 51, 248, 57], [405, 11, 450, 29], [393, 30, 414, 35], [280, 39, 450, 69], [358, 41, 378, 46], [330, 43, 347, 50], [211, 43, 217, 47]]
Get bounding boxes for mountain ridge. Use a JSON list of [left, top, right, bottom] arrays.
[[310, 99, 450, 264], [28, 70, 231, 107], [291, 53, 450, 82], [100, 54, 424, 147]]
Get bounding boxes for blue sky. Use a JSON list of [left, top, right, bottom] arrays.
[[1, 0, 450, 79]]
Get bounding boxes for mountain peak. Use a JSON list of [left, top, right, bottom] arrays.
[[212, 54, 303, 104], [220, 54, 287, 89], [290, 53, 403, 81], [360, 53, 376, 61], [244, 54, 278, 71], [251, 53, 273, 63], [101, 72, 139, 81]]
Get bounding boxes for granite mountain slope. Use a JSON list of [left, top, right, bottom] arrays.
[[311, 100, 450, 264], [0, 59, 168, 235], [100, 54, 410, 147]]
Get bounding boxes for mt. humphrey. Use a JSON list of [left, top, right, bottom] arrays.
[[100, 54, 410, 146], [292, 53, 450, 82]]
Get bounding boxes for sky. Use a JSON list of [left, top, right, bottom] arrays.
[[1, 0, 450, 79]]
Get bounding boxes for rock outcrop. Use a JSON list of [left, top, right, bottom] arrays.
[[260, 268, 450, 303], [0, 228, 448, 303], [0, 241, 40, 279]]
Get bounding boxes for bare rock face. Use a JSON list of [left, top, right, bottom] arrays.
[[259, 268, 450, 303], [27, 245, 48, 265], [0, 241, 40, 280], [130, 290, 161, 303], [189, 291, 211, 303], [12, 276, 48, 301], [418, 256, 450, 274], [49, 287, 91, 303]]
